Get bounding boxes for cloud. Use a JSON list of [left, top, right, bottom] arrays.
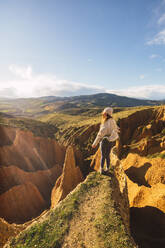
[[0, 87, 17, 98], [9, 64, 32, 80], [0, 65, 165, 101], [149, 54, 159, 59], [147, 29, 165, 45], [158, 13, 165, 25], [0, 64, 105, 98], [106, 85, 165, 100]]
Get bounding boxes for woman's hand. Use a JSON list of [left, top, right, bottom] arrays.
[[92, 144, 96, 149]]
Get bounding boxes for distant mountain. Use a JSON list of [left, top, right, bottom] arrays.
[[52, 93, 163, 108], [38, 93, 164, 110], [0, 93, 164, 118]]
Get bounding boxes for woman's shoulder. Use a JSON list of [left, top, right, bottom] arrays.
[[108, 117, 115, 122], [108, 118, 117, 125]]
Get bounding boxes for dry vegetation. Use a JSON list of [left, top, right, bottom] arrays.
[[6, 173, 135, 248]]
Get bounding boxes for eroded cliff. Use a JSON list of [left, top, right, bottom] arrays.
[[51, 146, 83, 208], [119, 106, 165, 248], [5, 171, 136, 248], [0, 125, 65, 225], [2, 106, 165, 248]]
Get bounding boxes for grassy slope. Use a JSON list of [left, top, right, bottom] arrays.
[[38, 106, 154, 149], [7, 172, 135, 248], [0, 114, 58, 139], [39, 106, 154, 129], [0, 92, 161, 118]]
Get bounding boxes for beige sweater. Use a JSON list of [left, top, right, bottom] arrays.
[[92, 118, 119, 147]]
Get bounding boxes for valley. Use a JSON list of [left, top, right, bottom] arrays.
[[0, 94, 165, 248]]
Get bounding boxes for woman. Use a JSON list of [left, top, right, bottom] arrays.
[[92, 107, 120, 174]]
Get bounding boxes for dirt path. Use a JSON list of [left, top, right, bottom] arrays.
[[61, 182, 107, 248]]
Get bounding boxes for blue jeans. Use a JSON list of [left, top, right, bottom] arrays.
[[100, 138, 113, 169]]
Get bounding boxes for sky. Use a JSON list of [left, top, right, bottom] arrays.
[[1, 0, 165, 99]]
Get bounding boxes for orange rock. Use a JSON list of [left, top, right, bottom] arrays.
[[0, 182, 46, 223], [0, 125, 65, 224], [90, 147, 101, 172], [145, 156, 165, 186], [0, 126, 65, 171], [123, 153, 153, 186], [0, 126, 16, 146], [119, 108, 153, 144], [0, 218, 21, 248], [123, 152, 165, 215], [122, 153, 165, 187], [0, 164, 62, 203], [127, 178, 165, 213], [118, 107, 165, 156], [51, 146, 83, 208]]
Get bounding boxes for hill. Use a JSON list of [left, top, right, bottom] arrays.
[[5, 171, 136, 248], [1, 104, 165, 248], [0, 93, 163, 118]]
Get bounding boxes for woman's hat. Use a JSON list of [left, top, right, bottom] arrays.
[[102, 107, 113, 116]]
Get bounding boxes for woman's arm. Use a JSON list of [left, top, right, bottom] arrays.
[[108, 119, 120, 142], [92, 123, 108, 148]]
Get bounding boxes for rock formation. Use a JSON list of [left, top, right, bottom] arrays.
[[90, 145, 131, 234], [0, 126, 65, 171], [0, 125, 65, 224], [91, 106, 165, 247], [0, 182, 46, 223], [51, 146, 83, 208], [0, 218, 21, 248], [5, 171, 136, 248], [123, 153, 165, 212], [0, 165, 62, 202], [120, 107, 165, 248], [118, 106, 165, 157]]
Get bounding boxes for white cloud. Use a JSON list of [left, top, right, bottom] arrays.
[[9, 64, 32, 80], [106, 85, 165, 100], [0, 64, 105, 98], [158, 13, 165, 25], [149, 54, 159, 59], [0, 65, 165, 101], [0, 88, 17, 98], [147, 29, 165, 45]]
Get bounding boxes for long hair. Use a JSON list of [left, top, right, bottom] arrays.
[[101, 113, 112, 124]]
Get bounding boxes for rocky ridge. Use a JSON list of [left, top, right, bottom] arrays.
[[0, 125, 65, 225], [51, 146, 83, 208], [1, 105, 165, 248], [119, 106, 165, 248]]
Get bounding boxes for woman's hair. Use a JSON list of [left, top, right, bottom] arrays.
[[101, 113, 112, 124]]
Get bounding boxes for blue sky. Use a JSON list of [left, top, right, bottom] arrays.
[[0, 0, 165, 99]]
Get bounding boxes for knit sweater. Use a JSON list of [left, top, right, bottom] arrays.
[[92, 118, 120, 147]]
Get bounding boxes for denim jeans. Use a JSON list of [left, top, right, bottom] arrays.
[[100, 137, 113, 169]]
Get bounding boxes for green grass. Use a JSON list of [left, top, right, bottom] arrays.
[[37, 106, 153, 158], [9, 173, 99, 248], [39, 106, 153, 131], [0, 116, 58, 138], [93, 177, 134, 248], [8, 172, 135, 248], [147, 152, 165, 159]]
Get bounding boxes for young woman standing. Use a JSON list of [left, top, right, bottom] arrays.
[[92, 107, 120, 174]]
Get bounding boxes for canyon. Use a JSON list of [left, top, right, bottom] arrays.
[[0, 125, 65, 224], [1, 106, 165, 248]]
